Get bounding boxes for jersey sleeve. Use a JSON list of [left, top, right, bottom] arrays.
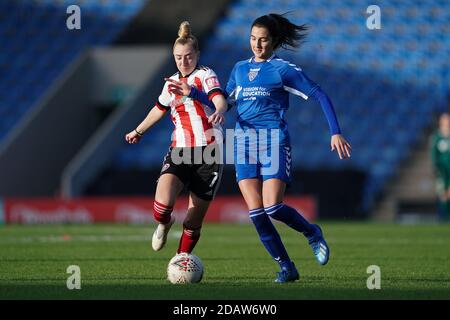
[[202, 68, 224, 101], [225, 64, 237, 99], [311, 87, 342, 135], [155, 81, 171, 111], [225, 64, 238, 109], [279, 63, 319, 100]]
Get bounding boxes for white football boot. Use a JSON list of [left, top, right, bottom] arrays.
[[152, 216, 175, 251]]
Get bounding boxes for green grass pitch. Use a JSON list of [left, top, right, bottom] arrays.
[[0, 222, 449, 299]]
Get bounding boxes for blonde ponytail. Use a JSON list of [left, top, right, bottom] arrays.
[[178, 21, 191, 39], [174, 21, 199, 52]]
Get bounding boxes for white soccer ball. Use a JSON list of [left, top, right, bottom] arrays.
[[167, 253, 204, 284]]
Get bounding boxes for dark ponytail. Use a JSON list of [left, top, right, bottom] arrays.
[[251, 13, 308, 50]]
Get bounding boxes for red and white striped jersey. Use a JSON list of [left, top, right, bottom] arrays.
[[155, 66, 224, 147]]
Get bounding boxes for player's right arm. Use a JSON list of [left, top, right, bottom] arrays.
[[125, 82, 170, 144], [125, 106, 167, 144]]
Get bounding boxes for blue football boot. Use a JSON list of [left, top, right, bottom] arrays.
[[307, 224, 330, 265], [274, 262, 299, 283]]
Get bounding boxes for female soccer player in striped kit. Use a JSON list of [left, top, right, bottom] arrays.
[[225, 14, 352, 282], [125, 21, 227, 254]]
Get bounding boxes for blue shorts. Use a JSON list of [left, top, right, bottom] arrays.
[[234, 140, 292, 183]]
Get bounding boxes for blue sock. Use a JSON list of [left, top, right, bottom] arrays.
[[265, 203, 314, 237], [249, 208, 291, 270]]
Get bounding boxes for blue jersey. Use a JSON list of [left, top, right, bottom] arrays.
[[226, 54, 319, 146]]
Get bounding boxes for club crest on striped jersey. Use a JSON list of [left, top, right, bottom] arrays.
[[248, 68, 260, 81], [205, 76, 220, 91]]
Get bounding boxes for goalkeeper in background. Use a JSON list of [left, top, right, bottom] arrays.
[[430, 112, 450, 221]]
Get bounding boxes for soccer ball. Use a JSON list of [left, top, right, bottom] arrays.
[[167, 253, 204, 284]]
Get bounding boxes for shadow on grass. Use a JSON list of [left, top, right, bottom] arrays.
[[1, 283, 449, 300]]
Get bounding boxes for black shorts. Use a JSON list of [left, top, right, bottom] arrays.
[[159, 146, 223, 201]]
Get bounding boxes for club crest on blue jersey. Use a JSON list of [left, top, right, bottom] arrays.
[[248, 68, 260, 81]]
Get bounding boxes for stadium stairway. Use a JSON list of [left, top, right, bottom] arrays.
[[374, 127, 439, 222]]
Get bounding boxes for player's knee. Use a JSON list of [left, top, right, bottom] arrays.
[[245, 198, 264, 211]]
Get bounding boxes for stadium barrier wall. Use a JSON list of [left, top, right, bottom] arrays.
[[0, 52, 92, 197], [2, 196, 316, 224], [61, 46, 173, 197]]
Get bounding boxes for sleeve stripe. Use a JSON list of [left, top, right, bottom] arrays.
[[156, 100, 170, 111], [207, 88, 224, 100], [283, 85, 308, 100], [227, 88, 235, 99]]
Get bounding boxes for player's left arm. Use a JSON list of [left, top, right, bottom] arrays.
[[281, 63, 351, 159], [311, 88, 351, 159], [202, 69, 227, 125], [208, 94, 227, 125]]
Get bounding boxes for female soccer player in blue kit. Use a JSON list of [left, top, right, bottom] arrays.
[[170, 14, 352, 282], [225, 13, 352, 282]]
